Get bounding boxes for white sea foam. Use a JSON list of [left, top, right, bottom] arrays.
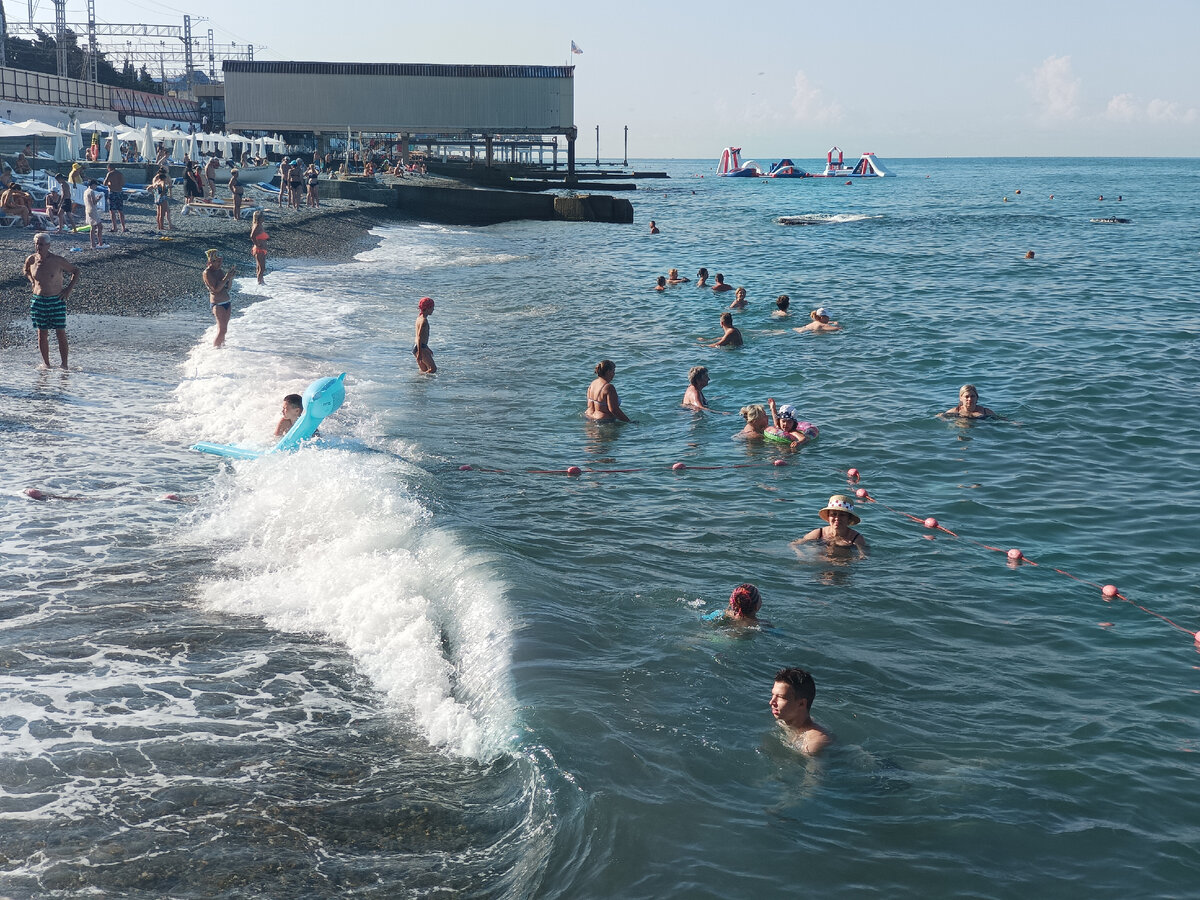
[[161, 268, 517, 761], [776, 213, 883, 225]]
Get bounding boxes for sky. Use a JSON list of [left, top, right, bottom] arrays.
[[32, 0, 1200, 158]]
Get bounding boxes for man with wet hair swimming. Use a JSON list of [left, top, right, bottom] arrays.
[[769, 666, 832, 755]]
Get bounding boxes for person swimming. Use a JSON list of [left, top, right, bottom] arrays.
[[667, 268, 689, 285], [586, 359, 632, 423], [737, 403, 768, 439], [696, 267, 709, 288], [772, 294, 790, 318], [682, 365, 710, 410], [705, 583, 772, 627], [794, 307, 841, 334], [728, 286, 748, 310], [940, 383, 997, 419], [792, 494, 869, 557], [765, 399, 813, 446]]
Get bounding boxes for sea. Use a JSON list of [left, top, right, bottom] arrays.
[[1, 157, 1198, 899]]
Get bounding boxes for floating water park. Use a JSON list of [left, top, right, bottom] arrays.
[[716, 146, 893, 178]]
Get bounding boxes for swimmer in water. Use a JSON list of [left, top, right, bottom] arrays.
[[765, 398, 812, 446], [586, 359, 632, 423], [696, 267, 709, 288], [667, 268, 689, 285], [413, 296, 436, 374], [792, 494, 869, 557], [728, 286, 748, 310], [708, 311, 743, 347], [274, 393, 303, 438], [711, 273, 734, 293], [738, 403, 768, 439], [794, 307, 841, 334], [682, 365, 710, 410], [708, 583, 771, 627], [770, 667, 833, 755], [649, 220, 660, 234], [772, 294, 790, 318], [655, 275, 667, 292], [940, 383, 997, 420], [1024, 250, 1035, 259]]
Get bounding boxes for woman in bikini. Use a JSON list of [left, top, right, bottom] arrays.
[[202, 249, 236, 348], [792, 494, 869, 557], [586, 360, 632, 423], [250, 210, 268, 284], [151, 168, 172, 231], [228, 168, 244, 220], [305, 163, 320, 207]]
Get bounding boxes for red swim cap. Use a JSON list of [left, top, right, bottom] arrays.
[[418, 296, 434, 313]]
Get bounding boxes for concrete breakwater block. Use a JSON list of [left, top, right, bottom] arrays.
[[554, 195, 633, 223]]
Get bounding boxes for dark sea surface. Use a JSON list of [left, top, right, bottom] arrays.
[[1, 157, 1198, 898]]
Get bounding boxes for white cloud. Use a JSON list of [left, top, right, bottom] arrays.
[[1105, 93, 1138, 121], [1031, 55, 1080, 120], [1104, 93, 1198, 124], [790, 70, 841, 124]]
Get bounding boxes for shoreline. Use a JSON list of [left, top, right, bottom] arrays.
[[0, 195, 413, 347]]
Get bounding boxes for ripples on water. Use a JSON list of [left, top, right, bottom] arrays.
[[2, 158, 1199, 897]]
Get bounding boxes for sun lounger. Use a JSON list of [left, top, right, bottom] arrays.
[[181, 199, 261, 218]]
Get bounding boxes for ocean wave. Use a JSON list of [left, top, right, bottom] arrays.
[[776, 213, 884, 226]]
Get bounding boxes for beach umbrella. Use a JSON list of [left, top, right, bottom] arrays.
[[79, 119, 113, 131], [13, 119, 72, 137], [189, 131, 199, 161], [141, 122, 154, 161], [108, 125, 120, 163], [116, 128, 142, 141]]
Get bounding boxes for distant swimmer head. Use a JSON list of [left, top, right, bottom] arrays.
[[776, 294, 790, 311], [819, 494, 860, 526], [1024, 250, 1035, 259], [728, 583, 762, 618], [714, 273, 726, 284], [811, 307, 831, 321], [418, 296, 435, 314], [697, 267, 708, 279], [959, 383, 978, 400]]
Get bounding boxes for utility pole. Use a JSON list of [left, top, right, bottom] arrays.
[[0, 1, 7, 68], [85, 0, 99, 81], [182, 14, 194, 96], [623, 125, 628, 167], [207, 28, 215, 78], [53, 0, 68, 77], [595, 125, 599, 165]]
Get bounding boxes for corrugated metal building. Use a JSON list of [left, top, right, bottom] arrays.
[[223, 61, 574, 135]]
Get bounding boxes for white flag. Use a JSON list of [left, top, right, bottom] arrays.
[[571, 41, 583, 55]]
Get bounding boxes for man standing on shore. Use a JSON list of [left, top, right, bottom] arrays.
[[23, 233, 80, 368], [104, 164, 127, 233]]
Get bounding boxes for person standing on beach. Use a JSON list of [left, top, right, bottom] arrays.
[[104, 165, 126, 233], [151, 168, 172, 231], [202, 249, 236, 348], [23, 232, 79, 368], [769, 667, 833, 755], [276, 160, 288, 207], [413, 297, 437, 374], [227, 168, 244, 220], [204, 156, 219, 199], [53, 173, 74, 231], [250, 210, 268, 284], [83, 180, 105, 249], [305, 163, 320, 207]]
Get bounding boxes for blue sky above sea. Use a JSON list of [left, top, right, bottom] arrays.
[[72, 0, 1200, 158]]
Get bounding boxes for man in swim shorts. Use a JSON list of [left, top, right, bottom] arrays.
[[104, 164, 127, 233], [24, 232, 79, 368], [769, 667, 832, 755]]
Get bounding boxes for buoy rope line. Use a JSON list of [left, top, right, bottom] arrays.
[[843, 468, 1199, 646], [455, 458, 1197, 645]]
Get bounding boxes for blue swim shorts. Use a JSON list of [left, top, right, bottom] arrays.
[[31, 294, 66, 330]]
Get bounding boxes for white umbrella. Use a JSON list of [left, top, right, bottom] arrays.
[[189, 132, 199, 161], [116, 128, 143, 141], [79, 119, 114, 131], [70, 120, 83, 160], [13, 119, 72, 137], [108, 125, 120, 163], [141, 122, 154, 161], [225, 132, 250, 143]]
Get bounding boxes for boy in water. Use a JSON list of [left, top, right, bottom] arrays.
[[769, 667, 833, 755], [274, 393, 303, 437], [413, 296, 437, 373], [708, 311, 743, 348]]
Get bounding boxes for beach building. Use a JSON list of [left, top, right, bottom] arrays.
[[223, 61, 579, 174]]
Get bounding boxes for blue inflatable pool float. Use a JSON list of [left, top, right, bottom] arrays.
[[192, 373, 346, 459]]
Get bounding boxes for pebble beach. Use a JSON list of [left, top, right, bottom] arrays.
[[0, 185, 410, 346]]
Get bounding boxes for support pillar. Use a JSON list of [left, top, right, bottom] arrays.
[[565, 128, 577, 184]]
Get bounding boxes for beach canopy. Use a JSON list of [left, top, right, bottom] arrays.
[[12, 119, 73, 137], [108, 125, 120, 163], [115, 128, 144, 141], [79, 119, 116, 132], [225, 132, 250, 143], [141, 123, 154, 161]]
